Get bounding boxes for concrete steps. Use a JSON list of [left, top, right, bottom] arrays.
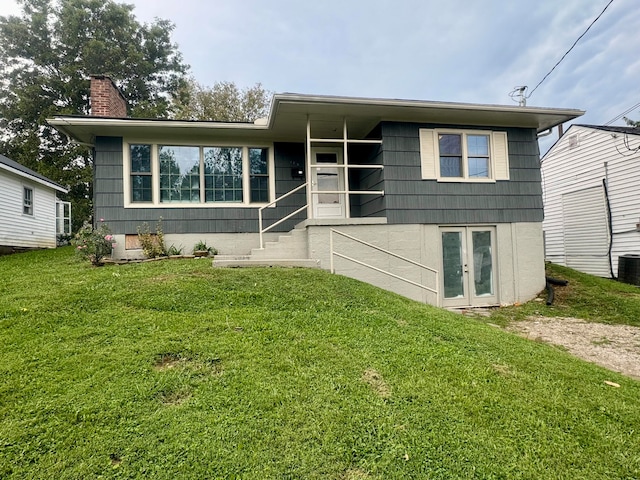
[[250, 228, 308, 260], [213, 228, 316, 268], [212, 258, 320, 269]]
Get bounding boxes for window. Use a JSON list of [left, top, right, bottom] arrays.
[[249, 148, 269, 202], [130, 144, 152, 202], [419, 129, 509, 181], [56, 200, 72, 235], [126, 143, 272, 206], [160, 146, 200, 203], [23, 187, 33, 215], [204, 147, 243, 202]]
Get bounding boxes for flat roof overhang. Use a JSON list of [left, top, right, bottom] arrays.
[[47, 93, 584, 145]]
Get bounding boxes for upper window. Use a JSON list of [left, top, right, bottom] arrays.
[[419, 129, 509, 182], [23, 187, 33, 215], [126, 143, 272, 206]]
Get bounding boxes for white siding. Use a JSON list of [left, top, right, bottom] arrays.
[[542, 126, 640, 277], [0, 170, 58, 248], [562, 186, 610, 277]]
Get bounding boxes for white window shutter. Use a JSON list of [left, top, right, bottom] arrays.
[[492, 131, 509, 180], [419, 129, 437, 179]]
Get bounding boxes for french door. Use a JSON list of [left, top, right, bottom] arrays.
[[441, 227, 497, 307]]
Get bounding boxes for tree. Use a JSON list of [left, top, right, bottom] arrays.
[[0, 0, 189, 231], [624, 117, 639, 127], [174, 77, 272, 122]]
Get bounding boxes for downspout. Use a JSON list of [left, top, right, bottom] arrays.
[[536, 128, 553, 139], [602, 167, 615, 279]]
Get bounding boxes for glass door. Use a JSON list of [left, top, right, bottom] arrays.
[[440, 227, 497, 307]]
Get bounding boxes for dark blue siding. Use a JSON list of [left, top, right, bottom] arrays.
[[380, 122, 543, 224], [93, 138, 306, 235]]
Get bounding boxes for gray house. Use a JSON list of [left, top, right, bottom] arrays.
[[49, 76, 582, 307], [0, 154, 70, 253]]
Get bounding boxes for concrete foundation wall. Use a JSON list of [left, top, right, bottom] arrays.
[[111, 221, 545, 308], [307, 222, 545, 306], [111, 232, 280, 260]]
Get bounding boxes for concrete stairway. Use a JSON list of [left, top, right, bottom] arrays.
[[212, 228, 320, 269]]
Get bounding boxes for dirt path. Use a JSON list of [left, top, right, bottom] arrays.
[[507, 317, 640, 380]]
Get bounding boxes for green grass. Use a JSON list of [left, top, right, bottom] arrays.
[[1, 248, 639, 479], [486, 262, 640, 327]]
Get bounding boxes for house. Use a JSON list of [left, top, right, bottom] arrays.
[[48, 75, 583, 307], [0, 154, 70, 253], [541, 124, 640, 278]]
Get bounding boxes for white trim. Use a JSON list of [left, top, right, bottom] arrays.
[[123, 139, 275, 208], [0, 163, 67, 193]]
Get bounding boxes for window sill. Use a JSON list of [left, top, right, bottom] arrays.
[[433, 178, 496, 183], [125, 202, 272, 209]]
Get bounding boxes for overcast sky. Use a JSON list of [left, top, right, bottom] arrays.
[[2, 0, 639, 150]]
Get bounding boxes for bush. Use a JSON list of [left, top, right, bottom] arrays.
[[137, 219, 167, 258], [193, 240, 218, 255], [71, 220, 115, 266]]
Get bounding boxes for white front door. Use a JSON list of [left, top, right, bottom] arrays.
[[441, 227, 498, 307], [311, 147, 346, 219]]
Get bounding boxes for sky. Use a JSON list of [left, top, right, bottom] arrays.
[[1, 0, 639, 152]]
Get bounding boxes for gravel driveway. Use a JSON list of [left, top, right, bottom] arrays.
[[507, 316, 640, 380]]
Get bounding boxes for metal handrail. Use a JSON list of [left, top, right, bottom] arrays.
[[329, 228, 439, 302], [258, 183, 307, 249]]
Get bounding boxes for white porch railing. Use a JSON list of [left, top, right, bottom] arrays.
[[258, 183, 308, 249], [329, 228, 439, 304]]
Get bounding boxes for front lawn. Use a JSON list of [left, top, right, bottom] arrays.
[[0, 248, 639, 479], [487, 262, 640, 327]]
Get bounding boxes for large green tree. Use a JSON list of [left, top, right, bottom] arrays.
[[0, 0, 189, 230], [174, 77, 272, 122]]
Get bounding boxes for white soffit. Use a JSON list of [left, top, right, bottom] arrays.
[[47, 93, 584, 144]]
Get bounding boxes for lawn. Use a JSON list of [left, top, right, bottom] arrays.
[[1, 248, 639, 479], [486, 262, 640, 327]]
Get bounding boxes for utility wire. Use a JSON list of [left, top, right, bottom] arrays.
[[603, 101, 640, 126], [527, 0, 615, 99]]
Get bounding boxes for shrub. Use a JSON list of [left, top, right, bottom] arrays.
[[72, 220, 115, 266], [193, 240, 218, 255], [167, 244, 183, 256], [137, 219, 167, 258]]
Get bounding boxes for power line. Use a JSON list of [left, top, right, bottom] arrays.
[[527, 0, 615, 100], [603, 101, 640, 126]]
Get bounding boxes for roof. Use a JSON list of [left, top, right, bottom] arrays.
[[47, 92, 584, 145], [0, 154, 68, 193], [573, 124, 640, 136]]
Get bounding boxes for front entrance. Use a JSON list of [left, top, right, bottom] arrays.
[[311, 147, 346, 219], [441, 227, 498, 307]]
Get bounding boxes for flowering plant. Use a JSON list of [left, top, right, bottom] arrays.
[[72, 220, 116, 266]]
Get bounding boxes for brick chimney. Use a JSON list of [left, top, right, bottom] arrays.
[[90, 75, 127, 117]]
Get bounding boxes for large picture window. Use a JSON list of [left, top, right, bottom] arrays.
[[126, 143, 272, 206], [419, 129, 509, 182]]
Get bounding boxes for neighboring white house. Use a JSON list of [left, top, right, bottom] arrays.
[[541, 124, 640, 277], [0, 154, 69, 252]]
